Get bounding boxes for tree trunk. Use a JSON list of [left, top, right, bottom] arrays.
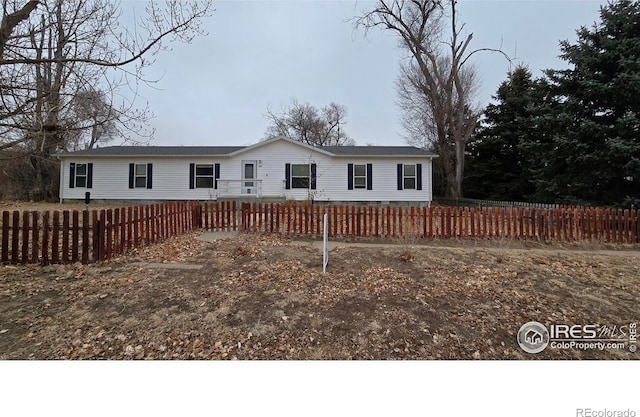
[[454, 138, 465, 198]]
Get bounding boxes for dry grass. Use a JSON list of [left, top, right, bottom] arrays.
[[0, 200, 131, 212], [1, 232, 638, 360]]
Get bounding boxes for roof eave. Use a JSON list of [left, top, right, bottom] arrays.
[[228, 136, 336, 157], [330, 154, 439, 158], [54, 153, 234, 158]]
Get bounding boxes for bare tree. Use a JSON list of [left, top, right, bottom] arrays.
[[0, 0, 212, 199], [264, 98, 355, 146], [1, 0, 211, 66], [0, 0, 39, 58], [355, 0, 500, 198], [67, 88, 125, 150], [397, 57, 479, 197]]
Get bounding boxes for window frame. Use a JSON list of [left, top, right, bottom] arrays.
[[75, 163, 88, 188], [403, 164, 416, 190], [69, 162, 92, 189], [353, 164, 367, 189], [195, 164, 215, 189], [290, 163, 310, 189], [134, 163, 148, 188]]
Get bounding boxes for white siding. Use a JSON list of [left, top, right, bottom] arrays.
[[314, 157, 433, 203], [228, 140, 333, 200], [59, 139, 434, 203], [60, 157, 226, 201]]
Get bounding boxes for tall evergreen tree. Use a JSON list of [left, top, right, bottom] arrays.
[[528, 0, 640, 206], [465, 66, 541, 201]]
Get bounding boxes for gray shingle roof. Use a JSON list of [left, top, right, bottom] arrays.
[[56, 146, 244, 157], [56, 142, 437, 158], [319, 146, 437, 157]]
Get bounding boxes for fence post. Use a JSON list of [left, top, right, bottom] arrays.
[[617, 209, 623, 244], [81, 210, 89, 264], [21, 211, 29, 263], [241, 202, 248, 232], [232, 200, 238, 231], [126, 206, 133, 252], [42, 211, 49, 265], [106, 209, 113, 260], [100, 210, 107, 260], [213, 202, 218, 231], [1, 211, 9, 263], [144, 205, 151, 244], [214, 201, 219, 230], [114, 208, 121, 255], [31, 211, 39, 263], [202, 202, 208, 230], [42, 211, 50, 266], [12, 211, 21, 264], [135, 206, 143, 245], [602, 208, 613, 243], [632, 209, 638, 243], [195, 202, 203, 229], [70, 211, 78, 263], [147, 205, 154, 244], [93, 216, 102, 262], [51, 211, 60, 264]]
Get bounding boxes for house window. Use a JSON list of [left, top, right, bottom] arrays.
[[189, 163, 219, 190], [75, 164, 87, 188], [397, 163, 422, 191], [403, 164, 416, 190], [69, 162, 93, 189], [129, 163, 152, 189], [285, 163, 316, 190], [354, 164, 366, 189], [291, 164, 310, 189], [347, 163, 372, 190], [134, 164, 147, 188], [196, 165, 214, 188]]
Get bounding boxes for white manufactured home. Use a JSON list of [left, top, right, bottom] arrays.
[[55, 137, 437, 205]]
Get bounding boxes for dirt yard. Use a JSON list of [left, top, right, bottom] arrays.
[[1, 231, 638, 359]]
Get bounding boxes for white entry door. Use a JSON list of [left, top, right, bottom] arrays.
[[242, 160, 257, 194]]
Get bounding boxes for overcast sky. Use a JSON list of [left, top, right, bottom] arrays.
[[128, 0, 606, 147]]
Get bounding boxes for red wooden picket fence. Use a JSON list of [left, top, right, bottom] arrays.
[[233, 202, 640, 244], [2, 200, 639, 265], [1, 201, 202, 265]]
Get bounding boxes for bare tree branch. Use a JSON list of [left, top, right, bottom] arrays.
[[264, 99, 354, 146], [0, 0, 40, 58], [355, 0, 510, 198], [0, 0, 212, 200]]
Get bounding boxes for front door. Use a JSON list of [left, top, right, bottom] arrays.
[[242, 160, 257, 194]]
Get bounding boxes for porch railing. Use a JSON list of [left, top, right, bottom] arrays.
[[216, 179, 263, 198]]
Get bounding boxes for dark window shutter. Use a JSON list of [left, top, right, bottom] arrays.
[[310, 163, 317, 190], [416, 163, 422, 190], [285, 163, 291, 190], [397, 164, 403, 190], [366, 163, 373, 190], [146, 163, 153, 189], [189, 163, 195, 189], [69, 163, 76, 189], [86, 163, 93, 189], [347, 163, 354, 190], [128, 164, 134, 189], [214, 163, 220, 189]]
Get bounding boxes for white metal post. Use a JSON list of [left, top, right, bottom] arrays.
[[322, 213, 328, 273]]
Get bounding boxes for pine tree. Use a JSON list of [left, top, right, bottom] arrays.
[[531, 0, 640, 206], [465, 66, 541, 201]]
